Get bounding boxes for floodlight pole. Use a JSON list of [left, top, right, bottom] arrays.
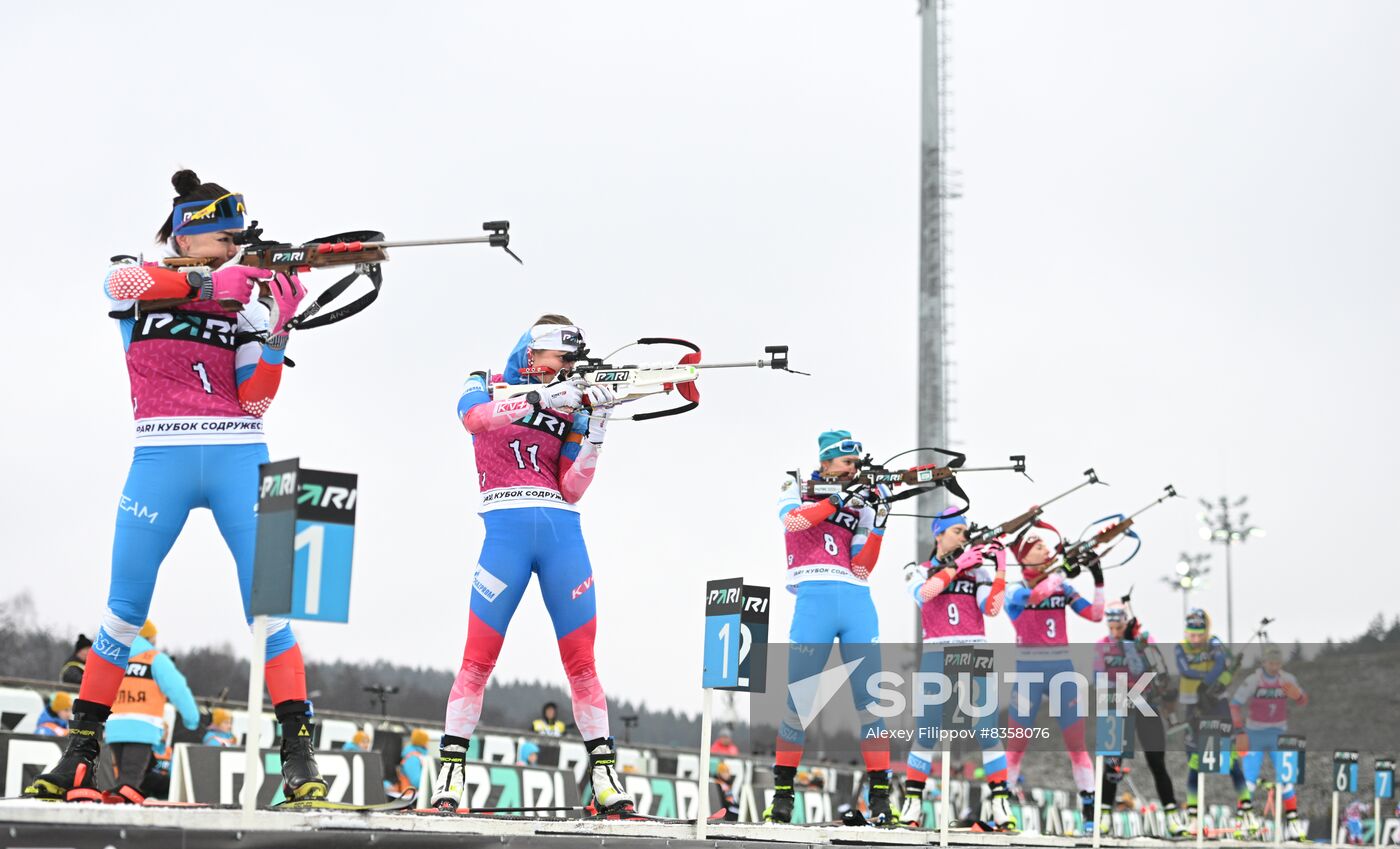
[[916, 0, 953, 644], [1199, 496, 1263, 644]]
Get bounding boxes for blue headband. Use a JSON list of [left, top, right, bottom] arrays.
[[931, 509, 967, 538], [172, 192, 246, 236], [819, 429, 861, 461]]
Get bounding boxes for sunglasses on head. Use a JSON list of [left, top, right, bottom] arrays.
[[824, 439, 862, 457]]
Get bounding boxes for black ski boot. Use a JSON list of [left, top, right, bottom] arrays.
[[866, 769, 898, 826], [763, 765, 796, 823], [25, 717, 104, 801], [278, 707, 327, 801]]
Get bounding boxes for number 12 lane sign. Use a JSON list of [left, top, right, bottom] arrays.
[[703, 578, 744, 689]]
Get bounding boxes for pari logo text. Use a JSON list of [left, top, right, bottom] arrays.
[[261, 472, 297, 500], [707, 586, 741, 606]]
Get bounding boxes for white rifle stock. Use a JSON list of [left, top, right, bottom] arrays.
[[490, 342, 795, 421]]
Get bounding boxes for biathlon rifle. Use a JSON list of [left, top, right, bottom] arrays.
[[492, 338, 802, 422], [805, 452, 1028, 516], [929, 468, 1102, 572], [161, 220, 520, 332], [1049, 484, 1179, 578]]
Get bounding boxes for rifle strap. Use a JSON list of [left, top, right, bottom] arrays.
[[285, 262, 384, 332], [1086, 512, 1142, 567], [886, 473, 971, 517]]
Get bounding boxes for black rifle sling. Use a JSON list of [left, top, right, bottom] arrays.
[[283, 230, 387, 332]]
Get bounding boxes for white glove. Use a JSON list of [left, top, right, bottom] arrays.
[[583, 384, 617, 408], [539, 380, 583, 411], [587, 406, 610, 444]]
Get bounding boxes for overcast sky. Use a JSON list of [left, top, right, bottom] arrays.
[[2, 1, 1396, 716]]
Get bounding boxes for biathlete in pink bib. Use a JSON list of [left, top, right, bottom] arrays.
[[27, 169, 323, 803], [432, 315, 634, 815], [898, 510, 1016, 830], [765, 430, 895, 825], [1003, 528, 1105, 834]]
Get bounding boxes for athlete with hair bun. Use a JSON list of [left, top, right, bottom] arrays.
[[431, 316, 634, 815], [26, 169, 319, 804], [899, 510, 1015, 830], [1003, 532, 1105, 836]]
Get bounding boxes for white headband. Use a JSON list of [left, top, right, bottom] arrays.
[[529, 323, 583, 352]]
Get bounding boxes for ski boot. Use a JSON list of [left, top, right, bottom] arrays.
[[430, 736, 469, 811], [1079, 791, 1097, 837], [279, 711, 328, 801], [584, 737, 635, 816], [988, 781, 1018, 831], [1184, 804, 1201, 839], [1283, 810, 1308, 842], [24, 717, 104, 801], [763, 765, 796, 823], [1235, 799, 1262, 840], [1099, 808, 1114, 837], [899, 780, 925, 828], [1166, 802, 1192, 838], [865, 769, 898, 826]]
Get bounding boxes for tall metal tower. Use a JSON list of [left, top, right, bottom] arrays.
[[915, 0, 954, 639]]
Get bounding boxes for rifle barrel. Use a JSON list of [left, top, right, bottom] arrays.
[[696, 359, 775, 369], [1038, 472, 1100, 511], [958, 464, 1024, 473], [370, 236, 496, 249], [1123, 487, 1178, 521]]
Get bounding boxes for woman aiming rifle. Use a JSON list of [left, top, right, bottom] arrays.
[[898, 510, 1016, 830], [1003, 531, 1106, 836], [1095, 601, 1189, 836], [26, 170, 321, 803], [766, 431, 895, 825], [431, 316, 635, 816]]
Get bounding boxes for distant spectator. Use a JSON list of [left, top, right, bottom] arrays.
[[532, 702, 565, 737], [395, 729, 431, 796], [517, 741, 540, 766], [710, 727, 739, 756], [711, 761, 739, 821], [59, 634, 91, 685], [36, 692, 73, 737], [105, 620, 200, 801], [343, 730, 372, 751], [202, 709, 238, 747]]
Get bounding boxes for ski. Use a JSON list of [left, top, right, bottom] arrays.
[[272, 794, 418, 813]]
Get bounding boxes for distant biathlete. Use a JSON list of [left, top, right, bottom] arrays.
[[1176, 608, 1256, 838], [1231, 644, 1309, 842], [25, 169, 323, 804], [431, 316, 634, 815]]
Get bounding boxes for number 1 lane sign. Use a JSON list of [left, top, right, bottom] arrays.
[[703, 578, 744, 689]]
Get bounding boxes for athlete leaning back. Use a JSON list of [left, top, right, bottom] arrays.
[[431, 316, 635, 815], [26, 169, 321, 803], [767, 431, 895, 825], [1002, 529, 1105, 836]]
